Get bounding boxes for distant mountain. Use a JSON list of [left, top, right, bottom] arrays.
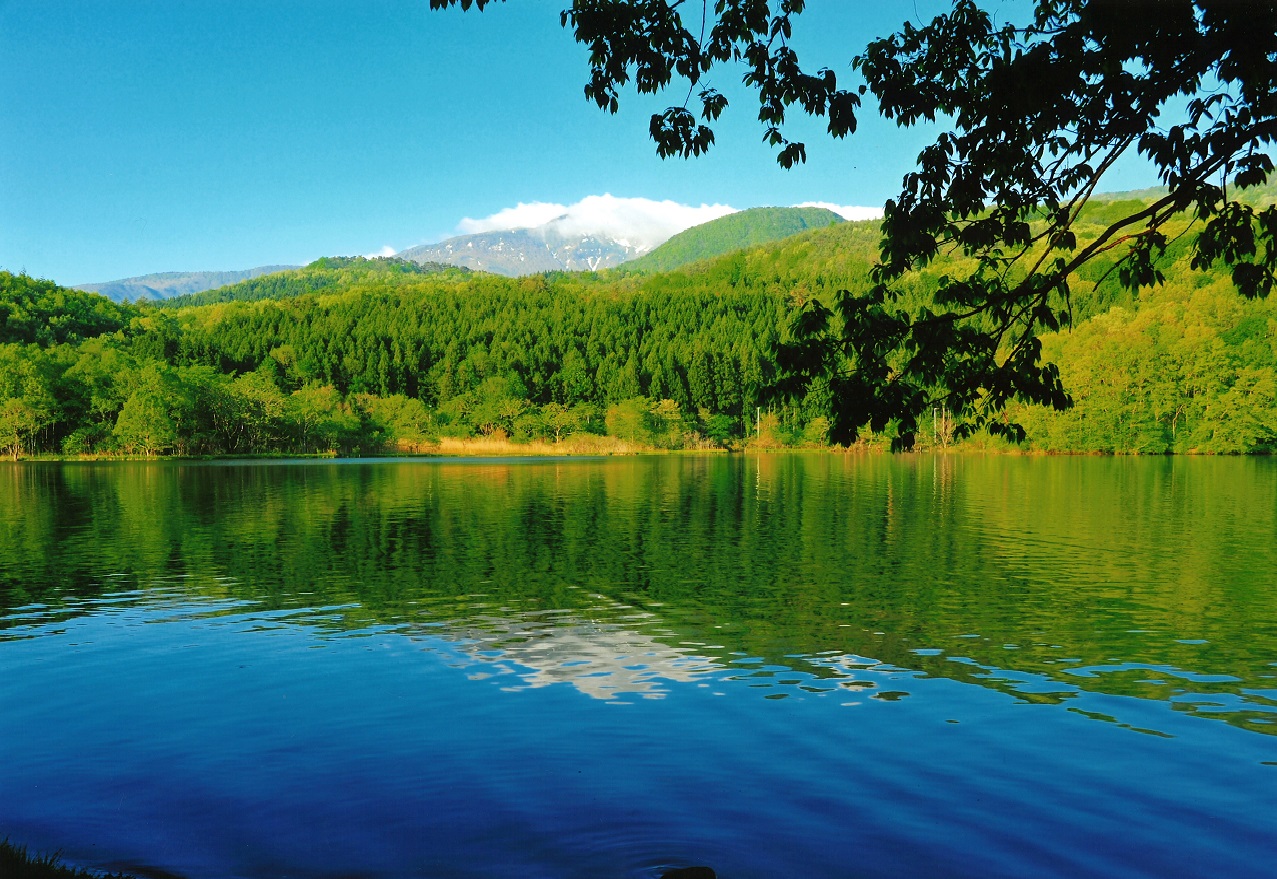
[[620, 206, 845, 273], [76, 204, 852, 291], [395, 207, 849, 277], [397, 227, 644, 275], [75, 266, 298, 303]]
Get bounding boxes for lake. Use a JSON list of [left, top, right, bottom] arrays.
[[1, 454, 1275, 879]]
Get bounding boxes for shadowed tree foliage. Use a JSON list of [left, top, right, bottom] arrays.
[[431, 0, 1277, 447]]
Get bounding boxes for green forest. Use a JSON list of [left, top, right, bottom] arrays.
[[3, 201, 1277, 459]]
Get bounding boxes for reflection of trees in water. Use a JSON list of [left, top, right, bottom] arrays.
[[2, 456, 1276, 734]]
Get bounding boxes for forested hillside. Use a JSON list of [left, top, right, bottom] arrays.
[[622, 206, 844, 273], [4, 204, 1277, 459], [160, 257, 468, 308]]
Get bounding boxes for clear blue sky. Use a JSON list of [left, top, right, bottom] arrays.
[[1, 0, 1161, 285]]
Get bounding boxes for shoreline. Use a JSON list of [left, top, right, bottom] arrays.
[[2, 444, 1268, 463], [1, 840, 136, 879]]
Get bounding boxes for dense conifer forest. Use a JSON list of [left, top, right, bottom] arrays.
[[4, 201, 1277, 459]]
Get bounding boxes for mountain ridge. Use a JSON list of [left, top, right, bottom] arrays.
[[396, 227, 644, 275], [75, 266, 298, 303]]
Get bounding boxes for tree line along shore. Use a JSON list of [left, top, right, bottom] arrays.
[[5, 207, 1277, 461]]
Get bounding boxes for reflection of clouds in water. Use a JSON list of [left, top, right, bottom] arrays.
[[419, 609, 906, 702], [439, 614, 721, 700], [422, 611, 1277, 736]]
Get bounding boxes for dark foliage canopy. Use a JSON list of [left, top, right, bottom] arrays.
[[431, 0, 1277, 447]]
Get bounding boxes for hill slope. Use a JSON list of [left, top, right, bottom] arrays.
[[621, 206, 844, 273], [158, 257, 468, 308]]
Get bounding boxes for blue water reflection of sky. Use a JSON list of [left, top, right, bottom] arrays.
[[3, 593, 1275, 879]]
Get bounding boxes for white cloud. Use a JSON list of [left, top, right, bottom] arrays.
[[794, 201, 884, 221], [458, 194, 738, 251], [364, 245, 397, 258], [457, 201, 569, 234]]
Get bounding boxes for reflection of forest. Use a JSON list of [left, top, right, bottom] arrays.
[[2, 456, 1276, 733]]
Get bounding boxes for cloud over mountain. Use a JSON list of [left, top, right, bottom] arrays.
[[457, 194, 737, 250]]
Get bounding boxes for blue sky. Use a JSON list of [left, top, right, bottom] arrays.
[[2, 1, 1162, 285]]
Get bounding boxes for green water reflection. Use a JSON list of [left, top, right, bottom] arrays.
[[3, 454, 1276, 734]]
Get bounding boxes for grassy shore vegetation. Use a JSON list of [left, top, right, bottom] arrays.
[[0, 840, 134, 879], [4, 194, 1277, 460]]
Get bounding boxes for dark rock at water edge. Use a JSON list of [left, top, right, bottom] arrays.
[[660, 867, 717, 879]]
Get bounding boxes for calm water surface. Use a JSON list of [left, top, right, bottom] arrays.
[[1, 454, 1275, 878]]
